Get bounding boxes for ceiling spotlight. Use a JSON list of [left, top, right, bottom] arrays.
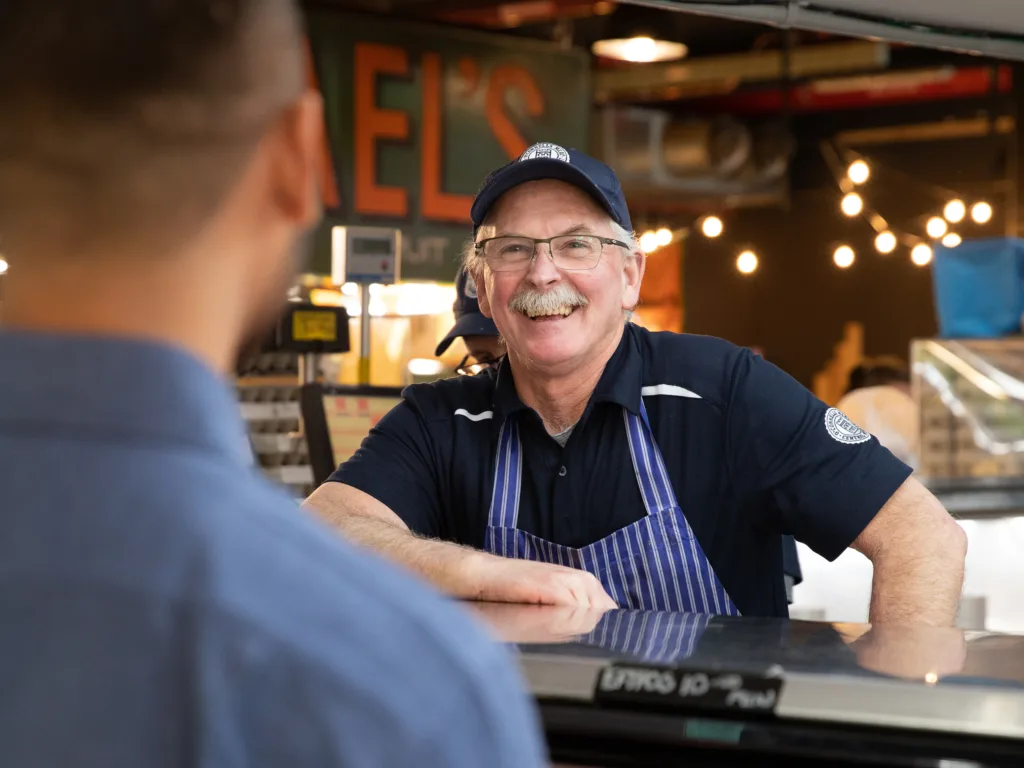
[[911, 243, 933, 266], [943, 199, 966, 223], [841, 192, 863, 217], [926, 216, 948, 239], [701, 216, 723, 238], [847, 160, 870, 185], [874, 231, 897, 254], [736, 250, 758, 275], [592, 35, 688, 63], [971, 201, 993, 224], [833, 245, 855, 268]]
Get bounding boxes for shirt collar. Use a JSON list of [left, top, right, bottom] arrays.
[[492, 324, 643, 421], [0, 331, 253, 466]]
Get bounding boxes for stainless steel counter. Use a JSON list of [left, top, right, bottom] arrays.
[[471, 603, 1024, 766]]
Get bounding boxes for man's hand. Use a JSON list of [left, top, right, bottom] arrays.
[[469, 602, 610, 643], [852, 476, 967, 627], [464, 554, 618, 610]]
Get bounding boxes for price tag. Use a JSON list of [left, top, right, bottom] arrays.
[[292, 310, 337, 342], [593, 662, 784, 714]]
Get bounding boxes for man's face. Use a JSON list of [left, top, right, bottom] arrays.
[[464, 334, 505, 364], [474, 180, 643, 372], [232, 89, 325, 360]]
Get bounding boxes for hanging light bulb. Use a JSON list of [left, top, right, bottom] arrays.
[[926, 216, 948, 239], [911, 243, 933, 266], [736, 250, 758, 274], [847, 160, 870, 185], [943, 199, 966, 223], [841, 192, 863, 217], [874, 231, 897, 254], [701, 216, 723, 238], [654, 228, 673, 247], [971, 201, 993, 224], [639, 231, 659, 253], [833, 245, 855, 268], [942, 232, 962, 248]]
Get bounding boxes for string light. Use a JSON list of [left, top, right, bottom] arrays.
[[736, 250, 758, 275], [926, 216, 948, 239], [841, 192, 863, 217], [911, 243, 933, 266], [942, 232, 962, 248], [847, 160, 870, 185], [833, 245, 855, 268], [639, 231, 659, 253], [943, 199, 966, 223], [874, 231, 897, 254], [971, 201, 993, 224], [701, 216, 723, 238], [654, 228, 673, 247]]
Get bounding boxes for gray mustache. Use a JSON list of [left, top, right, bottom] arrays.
[[508, 283, 589, 315]]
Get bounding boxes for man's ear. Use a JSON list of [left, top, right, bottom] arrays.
[[473, 264, 494, 318], [621, 249, 645, 311]]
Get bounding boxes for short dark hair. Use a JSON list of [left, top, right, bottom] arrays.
[[0, 0, 305, 257], [847, 356, 910, 393]]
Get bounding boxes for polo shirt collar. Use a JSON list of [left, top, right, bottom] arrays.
[[492, 323, 643, 421], [0, 331, 253, 466]]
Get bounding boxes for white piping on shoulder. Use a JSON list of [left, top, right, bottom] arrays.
[[641, 384, 702, 400], [454, 408, 494, 422]]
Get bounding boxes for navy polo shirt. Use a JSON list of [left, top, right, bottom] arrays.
[[331, 324, 912, 617]]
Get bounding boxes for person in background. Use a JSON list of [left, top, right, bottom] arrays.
[[306, 143, 965, 625], [0, 2, 545, 766], [436, 266, 506, 373], [836, 357, 920, 470]]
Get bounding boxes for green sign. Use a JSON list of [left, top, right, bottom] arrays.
[[305, 11, 591, 281]]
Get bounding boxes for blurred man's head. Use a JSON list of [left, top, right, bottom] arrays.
[[466, 145, 644, 378], [0, 0, 322, 370], [435, 266, 504, 374]]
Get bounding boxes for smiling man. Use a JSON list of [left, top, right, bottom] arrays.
[[305, 144, 966, 624]]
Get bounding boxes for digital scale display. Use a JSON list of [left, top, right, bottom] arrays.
[[331, 225, 401, 285]]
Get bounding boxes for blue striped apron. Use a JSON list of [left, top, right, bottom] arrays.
[[484, 400, 740, 615], [579, 610, 712, 664]]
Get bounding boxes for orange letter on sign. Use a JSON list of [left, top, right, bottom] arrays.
[[420, 52, 473, 223], [485, 65, 544, 160], [354, 43, 409, 217]]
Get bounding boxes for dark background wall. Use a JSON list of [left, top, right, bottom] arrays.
[[682, 97, 1014, 387]]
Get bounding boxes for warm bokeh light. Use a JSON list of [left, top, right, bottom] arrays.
[[926, 216, 948, 239], [591, 36, 687, 63], [942, 232, 962, 248], [874, 231, 897, 254], [655, 228, 673, 247], [943, 199, 966, 223], [833, 245, 855, 268], [639, 231, 659, 253], [841, 192, 863, 217], [971, 201, 993, 224], [701, 216, 723, 238], [911, 243, 933, 266], [736, 250, 758, 274], [0, 257, 7, 275], [847, 160, 870, 185]]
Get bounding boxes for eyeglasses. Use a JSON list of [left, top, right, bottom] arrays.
[[474, 234, 630, 273], [456, 354, 500, 377]]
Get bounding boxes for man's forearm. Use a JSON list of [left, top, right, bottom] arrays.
[[302, 485, 491, 599], [867, 524, 966, 626]]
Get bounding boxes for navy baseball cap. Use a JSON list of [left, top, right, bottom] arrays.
[[470, 143, 632, 234], [435, 266, 500, 356]]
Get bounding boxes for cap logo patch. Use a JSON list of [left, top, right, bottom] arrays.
[[463, 273, 478, 299], [520, 142, 571, 163], [824, 407, 871, 445]]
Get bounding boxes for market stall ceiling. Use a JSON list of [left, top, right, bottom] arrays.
[[627, 0, 1024, 60]]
